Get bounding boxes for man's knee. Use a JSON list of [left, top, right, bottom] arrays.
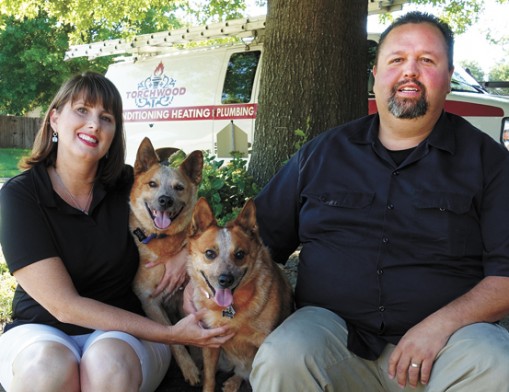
[[431, 323, 509, 390]]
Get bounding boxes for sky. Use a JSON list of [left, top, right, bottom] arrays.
[[245, 0, 508, 77]]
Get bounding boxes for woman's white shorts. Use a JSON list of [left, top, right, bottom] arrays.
[[0, 324, 171, 392]]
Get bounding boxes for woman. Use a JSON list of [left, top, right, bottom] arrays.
[[0, 72, 231, 392]]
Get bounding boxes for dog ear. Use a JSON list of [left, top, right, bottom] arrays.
[[235, 199, 259, 237], [190, 197, 217, 236], [181, 150, 204, 185], [134, 138, 159, 175]]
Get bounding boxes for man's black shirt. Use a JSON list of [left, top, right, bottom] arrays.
[[255, 112, 509, 359]]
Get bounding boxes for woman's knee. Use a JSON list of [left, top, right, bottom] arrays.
[[81, 338, 142, 392], [11, 341, 79, 392]]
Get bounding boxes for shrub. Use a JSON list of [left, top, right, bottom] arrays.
[[198, 151, 260, 225], [168, 150, 261, 225], [0, 261, 15, 325]]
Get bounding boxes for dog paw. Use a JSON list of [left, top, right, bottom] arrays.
[[182, 364, 201, 386], [222, 375, 244, 392]]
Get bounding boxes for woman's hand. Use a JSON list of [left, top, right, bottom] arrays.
[[148, 247, 189, 297], [171, 308, 234, 348]]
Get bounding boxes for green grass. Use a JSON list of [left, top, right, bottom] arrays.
[[0, 148, 30, 178]]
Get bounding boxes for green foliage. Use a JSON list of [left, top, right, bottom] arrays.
[[292, 128, 309, 152], [488, 63, 509, 96], [376, 0, 508, 34], [180, 0, 246, 25], [0, 13, 108, 115], [198, 152, 260, 225], [489, 63, 509, 81], [0, 0, 247, 44], [0, 2, 248, 115], [0, 149, 31, 177], [459, 60, 485, 82], [0, 259, 15, 325], [408, 0, 486, 33], [280, 121, 310, 167], [167, 150, 187, 167], [166, 149, 260, 224]]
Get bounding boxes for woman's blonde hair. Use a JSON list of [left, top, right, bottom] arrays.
[[20, 72, 126, 186]]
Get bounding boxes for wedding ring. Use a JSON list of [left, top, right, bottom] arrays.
[[410, 363, 420, 368]]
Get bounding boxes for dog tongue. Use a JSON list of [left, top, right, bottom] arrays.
[[154, 211, 171, 229], [214, 288, 233, 307]]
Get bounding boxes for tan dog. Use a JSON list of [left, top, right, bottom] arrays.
[[129, 137, 203, 385], [187, 197, 294, 392]]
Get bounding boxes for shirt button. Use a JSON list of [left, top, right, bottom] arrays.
[[387, 203, 394, 210], [392, 170, 400, 176], [377, 268, 384, 275], [379, 306, 385, 312], [382, 237, 389, 244]]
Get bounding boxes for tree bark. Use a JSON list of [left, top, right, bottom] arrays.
[[249, 0, 368, 186]]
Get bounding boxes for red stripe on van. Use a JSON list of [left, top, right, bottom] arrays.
[[368, 99, 377, 115], [368, 98, 504, 117], [444, 101, 504, 117]]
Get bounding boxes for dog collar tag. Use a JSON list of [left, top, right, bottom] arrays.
[[222, 305, 236, 319], [133, 228, 148, 242]]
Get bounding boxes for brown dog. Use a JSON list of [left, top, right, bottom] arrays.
[[187, 197, 294, 392], [129, 137, 203, 385]]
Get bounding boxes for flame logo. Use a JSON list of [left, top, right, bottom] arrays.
[[154, 62, 164, 77]]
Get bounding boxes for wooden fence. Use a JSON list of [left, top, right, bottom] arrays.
[[0, 116, 41, 149]]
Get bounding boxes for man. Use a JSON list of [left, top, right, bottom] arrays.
[[250, 11, 509, 391]]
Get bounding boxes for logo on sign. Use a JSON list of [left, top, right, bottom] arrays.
[[125, 62, 187, 109]]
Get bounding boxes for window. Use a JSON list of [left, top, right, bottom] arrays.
[[221, 51, 261, 104]]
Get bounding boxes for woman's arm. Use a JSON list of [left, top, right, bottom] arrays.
[[14, 257, 232, 347]]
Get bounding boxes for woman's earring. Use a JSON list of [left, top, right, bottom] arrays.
[[52, 132, 58, 143]]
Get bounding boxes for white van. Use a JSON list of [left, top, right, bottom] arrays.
[[66, 15, 509, 163], [105, 44, 262, 163]]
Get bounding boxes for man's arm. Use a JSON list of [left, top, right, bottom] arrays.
[[388, 276, 509, 388]]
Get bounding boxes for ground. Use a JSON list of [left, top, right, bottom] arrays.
[[155, 361, 251, 392]]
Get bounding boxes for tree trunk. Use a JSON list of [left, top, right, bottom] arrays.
[[249, 0, 368, 186]]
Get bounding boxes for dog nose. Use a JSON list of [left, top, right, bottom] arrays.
[[218, 274, 234, 288], [158, 195, 174, 208]]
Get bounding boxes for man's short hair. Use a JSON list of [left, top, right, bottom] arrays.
[[376, 11, 455, 70]]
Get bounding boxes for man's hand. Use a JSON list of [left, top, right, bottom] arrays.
[[147, 247, 189, 297], [388, 316, 452, 388], [388, 277, 509, 388]]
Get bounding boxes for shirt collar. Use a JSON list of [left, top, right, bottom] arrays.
[[32, 163, 107, 213], [348, 112, 455, 155]]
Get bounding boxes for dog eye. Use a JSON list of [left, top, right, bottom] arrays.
[[234, 250, 245, 260], [174, 184, 184, 191], [148, 181, 157, 188], [205, 250, 216, 260]]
